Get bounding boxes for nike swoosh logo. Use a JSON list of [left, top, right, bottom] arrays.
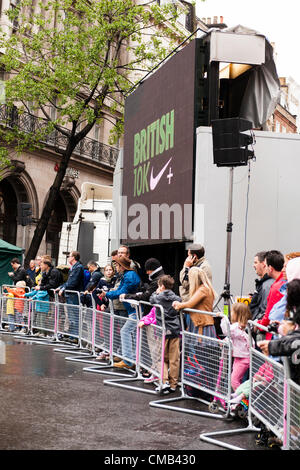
[[150, 157, 172, 191]]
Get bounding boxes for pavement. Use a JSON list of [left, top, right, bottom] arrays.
[[0, 332, 271, 453]]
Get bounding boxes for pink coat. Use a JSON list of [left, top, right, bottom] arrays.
[[221, 318, 251, 358], [141, 306, 156, 325]]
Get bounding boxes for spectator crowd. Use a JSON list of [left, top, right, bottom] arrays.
[[3, 244, 300, 448]]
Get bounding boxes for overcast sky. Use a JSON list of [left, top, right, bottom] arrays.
[[196, 0, 300, 84]]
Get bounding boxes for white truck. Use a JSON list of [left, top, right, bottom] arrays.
[[57, 182, 113, 268]]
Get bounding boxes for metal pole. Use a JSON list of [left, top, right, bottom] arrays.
[[223, 167, 234, 320]]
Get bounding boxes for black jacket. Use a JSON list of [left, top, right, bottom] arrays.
[[268, 329, 300, 385], [124, 267, 165, 305], [40, 267, 63, 295], [85, 268, 102, 292], [250, 274, 274, 320], [10, 265, 27, 285], [93, 276, 117, 308], [150, 289, 181, 338]]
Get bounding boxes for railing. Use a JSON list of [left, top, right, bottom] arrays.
[[149, 309, 233, 419], [0, 104, 119, 169], [199, 320, 298, 450], [1, 291, 299, 450]]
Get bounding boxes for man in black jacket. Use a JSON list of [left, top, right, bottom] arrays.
[[36, 259, 63, 300], [8, 258, 30, 286], [120, 258, 165, 314], [58, 251, 84, 340], [250, 251, 274, 321], [81, 260, 102, 306]]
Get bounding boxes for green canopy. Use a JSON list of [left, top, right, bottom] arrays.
[[0, 239, 24, 287]]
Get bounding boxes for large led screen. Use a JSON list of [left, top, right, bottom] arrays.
[[121, 39, 200, 245]]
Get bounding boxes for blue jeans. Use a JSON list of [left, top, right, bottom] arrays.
[[120, 312, 137, 366], [65, 293, 80, 338], [7, 314, 15, 331]]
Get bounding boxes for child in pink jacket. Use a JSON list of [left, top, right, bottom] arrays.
[[221, 302, 252, 391], [138, 306, 158, 383]]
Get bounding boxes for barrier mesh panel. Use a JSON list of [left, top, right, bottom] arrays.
[[250, 350, 284, 438], [183, 331, 230, 399], [289, 380, 300, 449]]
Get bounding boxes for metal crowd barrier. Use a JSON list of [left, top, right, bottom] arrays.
[[0, 288, 91, 352], [287, 379, 300, 449], [199, 320, 292, 450], [2, 286, 300, 450], [82, 299, 139, 378], [150, 309, 233, 419], [65, 297, 168, 396], [102, 300, 166, 395], [56, 292, 98, 356], [31, 298, 56, 338], [0, 285, 31, 333]]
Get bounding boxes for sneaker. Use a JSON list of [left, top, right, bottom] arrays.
[[155, 382, 170, 394], [169, 386, 177, 392], [255, 427, 270, 447], [141, 368, 151, 378], [96, 351, 110, 360], [113, 356, 122, 362], [229, 393, 244, 404], [267, 435, 283, 449], [66, 337, 78, 344], [113, 360, 135, 370], [144, 374, 159, 384]]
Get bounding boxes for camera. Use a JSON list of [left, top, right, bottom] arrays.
[[268, 322, 279, 333]]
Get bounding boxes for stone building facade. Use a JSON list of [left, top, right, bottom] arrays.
[[0, 104, 119, 261], [0, 0, 203, 263]]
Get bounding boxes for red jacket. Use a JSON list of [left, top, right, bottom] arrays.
[[257, 272, 285, 339]]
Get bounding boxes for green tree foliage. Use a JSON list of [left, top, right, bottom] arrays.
[[0, 0, 189, 262]]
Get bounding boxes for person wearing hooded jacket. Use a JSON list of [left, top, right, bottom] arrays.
[[100, 256, 141, 369], [120, 258, 165, 315], [149, 275, 181, 392], [25, 289, 50, 337]]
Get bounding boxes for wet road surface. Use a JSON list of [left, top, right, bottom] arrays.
[[0, 332, 267, 451]]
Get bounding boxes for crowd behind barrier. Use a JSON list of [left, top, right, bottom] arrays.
[[1, 287, 299, 450], [2, 247, 300, 451]]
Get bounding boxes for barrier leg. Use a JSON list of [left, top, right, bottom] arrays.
[[103, 324, 159, 395]]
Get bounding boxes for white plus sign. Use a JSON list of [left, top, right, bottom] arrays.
[[167, 167, 173, 184]]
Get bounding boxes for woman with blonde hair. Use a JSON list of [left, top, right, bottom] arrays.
[[173, 267, 217, 338]]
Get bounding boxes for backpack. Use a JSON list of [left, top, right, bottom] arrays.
[[56, 265, 70, 284]]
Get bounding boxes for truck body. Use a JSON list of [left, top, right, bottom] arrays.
[[58, 182, 113, 268]]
